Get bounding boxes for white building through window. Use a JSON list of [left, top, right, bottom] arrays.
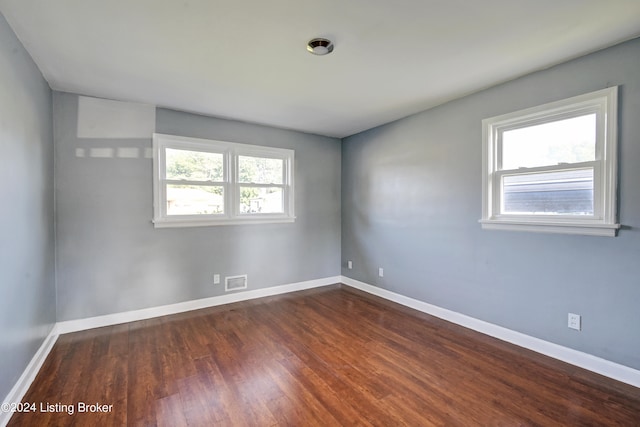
[[153, 133, 294, 227], [480, 87, 619, 236]]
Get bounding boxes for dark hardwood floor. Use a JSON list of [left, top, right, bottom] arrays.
[[9, 284, 640, 426]]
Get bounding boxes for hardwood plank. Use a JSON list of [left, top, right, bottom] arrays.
[[193, 355, 249, 426], [8, 284, 640, 426], [126, 319, 165, 426], [155, 394, 188, 427]]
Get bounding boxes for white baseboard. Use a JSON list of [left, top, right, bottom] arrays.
[[4, 273, 636, 427], [1, 325, 59, 427], [56, 276, 341, 334], [341, 276, 640, 389], [2, 276, 339, 427]]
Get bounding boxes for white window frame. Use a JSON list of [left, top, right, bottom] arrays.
[[152, 133, 295, 228], [480, 87, 619, 237]]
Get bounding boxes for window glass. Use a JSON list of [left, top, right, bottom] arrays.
[[502, 169, 594, 215], [501, 114, 596, 170], [166, 185, 224, 215], [166, 148, 224, 181], [240, 187, 283, 214], [238, 156, 283, 184]]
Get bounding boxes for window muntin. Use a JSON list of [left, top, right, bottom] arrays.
[[153, 134, 294, 227], [481, 87, 619, 236]]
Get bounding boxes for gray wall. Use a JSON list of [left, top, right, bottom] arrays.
[[54, 93, 341, 321], [0, 13, 55, 400], [342, 37, 640, 370]]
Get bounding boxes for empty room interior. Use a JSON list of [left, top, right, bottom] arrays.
[[2, 1, 640, 425]]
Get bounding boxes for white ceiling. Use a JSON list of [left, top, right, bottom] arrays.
[[1, 1, 639, 138]]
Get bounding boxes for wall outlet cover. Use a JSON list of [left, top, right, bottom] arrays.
[[568, 313, 581, 331]]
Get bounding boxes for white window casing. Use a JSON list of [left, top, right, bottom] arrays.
[[152, 133, 295, 228], [480, 87, 619, 236]]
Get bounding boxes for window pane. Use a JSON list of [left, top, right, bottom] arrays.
[[502, 114, 596, 170], [240, 187, 283, 214], [502, 169, 593, 215], [167, 185, 224, 215], [166, 148, 223, 181], [238, 156, 283, 184]]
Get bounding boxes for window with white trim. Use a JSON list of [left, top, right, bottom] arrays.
[[480, 87, 619, 236], [153, 133, 294, 227]]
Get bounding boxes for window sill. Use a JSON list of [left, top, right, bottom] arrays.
[[479, 219, 620, 237], [153, 216, 296, 228]]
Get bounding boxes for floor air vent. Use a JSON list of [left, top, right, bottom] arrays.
[[225, 274, 247, 292]]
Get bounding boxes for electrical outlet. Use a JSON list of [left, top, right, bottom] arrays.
[[213, 274, 220, 285], [568, 313, 581, 331], [347, 260, 353, 269], [378, 267, 384, 277]]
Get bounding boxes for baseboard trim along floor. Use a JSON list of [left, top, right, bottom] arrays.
[[341, 276, 640, 389], [3, 274, 639, 427], [55, 276, 342, 334], [1, 275, 340, 427], [0, 327, 58, 427]]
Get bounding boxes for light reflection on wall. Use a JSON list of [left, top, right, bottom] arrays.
[[74, 95, 156, 159], [75, 147, 153, 159], [77, 95, 155, 139]]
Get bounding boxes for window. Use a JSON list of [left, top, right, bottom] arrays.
[[480, 87, 619, 236], [153, 133, 294, 227]]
